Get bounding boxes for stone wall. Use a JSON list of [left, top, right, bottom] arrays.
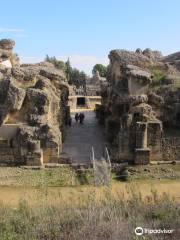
[[68, 96, 101, 110], [86, 71, 106, 96], [97, 48, 180, 164], [0, 139, 24, 165], [0, 39, 70, 166], [161, 137, 180, 161]]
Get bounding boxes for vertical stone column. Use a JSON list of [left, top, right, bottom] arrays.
[[26, 140, 43, 166], [135, 122, 147, 148], [147, 121, 162, 161], [134, 122, 150, 165], [118, 129, 133, 162]]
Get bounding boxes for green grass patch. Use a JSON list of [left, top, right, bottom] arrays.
[[150, 66, 165, 88]]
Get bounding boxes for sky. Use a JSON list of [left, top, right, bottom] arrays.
[[0, 0, 179, 75]]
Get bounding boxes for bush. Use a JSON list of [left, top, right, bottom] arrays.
[[0, 186, 179, 239], [150, 67, 165, 88]]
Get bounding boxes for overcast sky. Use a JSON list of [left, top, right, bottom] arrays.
[[0, 0, 179, 75]]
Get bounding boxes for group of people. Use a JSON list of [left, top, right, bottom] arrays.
[[75, 112, 85, 124]]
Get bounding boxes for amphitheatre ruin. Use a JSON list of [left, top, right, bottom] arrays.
[[0, 38, 180, 170]]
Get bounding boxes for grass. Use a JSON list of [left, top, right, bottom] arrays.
[[0, 166, 94, 187], [124, 164, 180, 181], [0, 166, 179, 239], [0, 186, 179, 240], [0, 164, 180, 188], [149, 66, 165, 88]]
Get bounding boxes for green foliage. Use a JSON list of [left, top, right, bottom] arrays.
[[45, 55, 66, 71], [92, 64, 107, 78], [0, 166, 95, 187], [76, 169, 94, 184], [68, 66, 87, 88], [150, 67, 165, 87], [45, 55, 87, 87]]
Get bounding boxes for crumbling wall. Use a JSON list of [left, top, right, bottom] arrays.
[[98, 48, 180, 164], [0, 39, 70, 166]]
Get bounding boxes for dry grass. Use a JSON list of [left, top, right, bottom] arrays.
[[0, 186, 179, 240]]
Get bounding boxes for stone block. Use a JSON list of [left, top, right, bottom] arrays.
[[134, 148, 150, 165], [147, 121, 162, 161], [26, 150, 43, 166]]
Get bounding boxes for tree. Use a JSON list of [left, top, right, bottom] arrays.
[[92, 64, 107, 78], [45, 55, 66, 72], [45, 56, 87, 88], [69, 68, 86, 88], [65, 58, 72, 83]]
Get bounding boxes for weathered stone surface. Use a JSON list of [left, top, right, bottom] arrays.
[[0, 39, 20, 67], [0, 49, 12, 58], [6, 80, 26, 110], [163, 52, 180, 71], [164, 51, 180, 63], [97, 48, 169, 164], [143, 48, 163, 60], [109, 49, 153, 68], [86, 70, 106, 96], [148, 92, 164, 106], [127, 65, 153, 83], [0, 39, 15, 50], [0, 39, 70, 166]]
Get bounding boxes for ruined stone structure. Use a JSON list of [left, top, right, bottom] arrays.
[[68, 95, 101, 110], [69, 85, 85, 96], [86, 71, 106, 96], [68, 72, 103, 110], [0, 39, 19, 68], [97, 48, 180, 164], [0, 39, 70, 166]]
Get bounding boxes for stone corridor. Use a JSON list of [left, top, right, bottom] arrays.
[[62, 110, 107, 164]]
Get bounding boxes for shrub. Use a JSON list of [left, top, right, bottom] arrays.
[[0, 186, 179, 239], [150, 67, 165, 88]]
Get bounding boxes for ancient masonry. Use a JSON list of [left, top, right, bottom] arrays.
[[68, 71, 103, 110], [1, 39, 180, 166], [96, 48, 180, 164], [0, 39, 70, 166]]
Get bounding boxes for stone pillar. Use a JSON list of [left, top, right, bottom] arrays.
[[134, 148, 150, 165], [135, 122, 147, 148], [147, 121, 162, 161], [134, 122, 150, 165], [118, 130, 133, 162], [26, 140, 43, 166]]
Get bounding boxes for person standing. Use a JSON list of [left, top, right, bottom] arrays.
[[79, 112, 85, 124], [75, 113, 79, 123], [68, 116, 72, 126]]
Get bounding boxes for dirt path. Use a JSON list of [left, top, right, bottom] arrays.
[[62, 110, 107, 163]]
